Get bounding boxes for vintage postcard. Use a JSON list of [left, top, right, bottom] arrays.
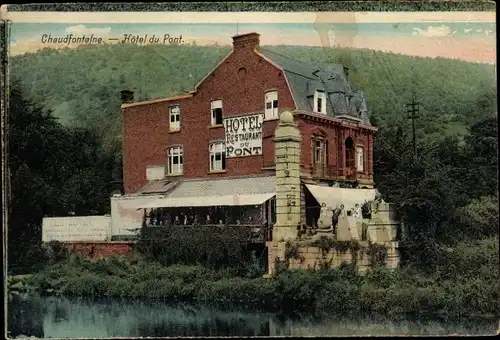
[[2, 2, 498, 338]]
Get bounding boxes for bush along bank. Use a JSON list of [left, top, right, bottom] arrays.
[[7, 274, 34, 294], [21, 237, 500, 319]]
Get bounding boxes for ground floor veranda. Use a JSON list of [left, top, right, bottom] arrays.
[[112, 175, 391, 243]]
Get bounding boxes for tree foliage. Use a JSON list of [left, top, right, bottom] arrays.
[[8, 82, 119, 274], [373, 114, 498, 271]]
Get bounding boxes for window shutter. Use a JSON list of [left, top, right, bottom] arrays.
[[325, 140, 329, 166], [311, 135, 317, 165]]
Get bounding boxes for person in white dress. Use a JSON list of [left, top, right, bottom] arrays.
[[354, 203, 363, 222]]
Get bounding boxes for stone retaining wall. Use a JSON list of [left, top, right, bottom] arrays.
[[267, 240, 400, 275]]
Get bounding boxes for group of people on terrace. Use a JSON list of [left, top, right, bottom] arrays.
[[142, 206, 268, 228]]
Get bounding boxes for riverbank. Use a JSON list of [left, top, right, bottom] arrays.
[[11, 237, 499, 319], [8, 275, 34, 295]]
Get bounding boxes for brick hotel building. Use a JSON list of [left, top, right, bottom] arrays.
[[113, 32, 378, 235]]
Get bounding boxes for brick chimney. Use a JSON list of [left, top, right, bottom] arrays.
[[232, 32, 260, 50], [121, 90, 134, 104]]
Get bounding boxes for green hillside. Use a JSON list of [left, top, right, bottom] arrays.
[[10, 43, 497, 149]]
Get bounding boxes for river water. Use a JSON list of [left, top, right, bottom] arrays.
[[7, 294, 498, 338]]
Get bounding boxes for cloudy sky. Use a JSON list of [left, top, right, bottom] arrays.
[[8, 13, 496, 64]]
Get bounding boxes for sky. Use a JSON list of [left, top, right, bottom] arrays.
[[6, 12, 497, 64]]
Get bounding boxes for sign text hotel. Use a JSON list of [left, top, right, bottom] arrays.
[[224, 114, 264, 158]]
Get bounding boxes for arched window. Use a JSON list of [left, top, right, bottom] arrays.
[[345, 137, 355, 169], [312, 133, 328, 177], [167, 146, 183, 175], [314, 136, 326, 165]]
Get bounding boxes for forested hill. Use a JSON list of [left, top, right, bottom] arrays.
[[10, 43, 497, 149]]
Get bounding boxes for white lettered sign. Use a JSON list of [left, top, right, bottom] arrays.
[[42, 216, 111, 242], [224, 114, 264, 158]]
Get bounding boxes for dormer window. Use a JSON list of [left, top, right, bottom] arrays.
[[211, 100, 223, 126], [169, 105, 180, 131], [314, 90, 327, 114], [346, 96, 351, 108], [264, 91, 278, 119]]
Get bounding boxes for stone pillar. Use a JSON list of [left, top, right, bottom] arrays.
[[273, 111, 301, 241], [300, 186, 306, 225]]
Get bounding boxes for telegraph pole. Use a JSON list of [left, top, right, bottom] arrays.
[[406, 98, 420, 157]]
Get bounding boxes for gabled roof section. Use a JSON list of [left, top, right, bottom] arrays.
[[121, 50, 233, 109], [259, 48, 372, 126], [121, 94, 192, 109], [193, 50, 234, 91], [259, 49, 321, 80]]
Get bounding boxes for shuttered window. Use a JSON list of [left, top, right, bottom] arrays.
[[169, 105, 180, 131], [264, 91, 279, 119]]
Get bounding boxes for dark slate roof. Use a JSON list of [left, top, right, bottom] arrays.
[[137, 179, 180, 195], [260, 48, 371, 125]]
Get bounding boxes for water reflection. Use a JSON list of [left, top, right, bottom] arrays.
[[7, 294, 498, 338], [269, 316, 497, 337], [7, 294, 44, 339], [9, 294, 270, 338]]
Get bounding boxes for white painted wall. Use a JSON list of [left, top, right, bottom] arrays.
[[42, 216, 111, 242], [110, 195, 165, 237]]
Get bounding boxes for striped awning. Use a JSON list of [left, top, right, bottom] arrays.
[[137, 193, 275, 208], [135, 176, 276, 209], [305, 184, 379, 210]]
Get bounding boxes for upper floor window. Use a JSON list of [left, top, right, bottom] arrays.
[[169, 105, 180, 131], [313, 136, 327, 165], [356, 145, 364, 172], [211, 100, 223, 126], [314, 91, 327, 114], [167, 146, 183, 175], [209, 141, 226, 171], [264, 91, 278, 119]]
